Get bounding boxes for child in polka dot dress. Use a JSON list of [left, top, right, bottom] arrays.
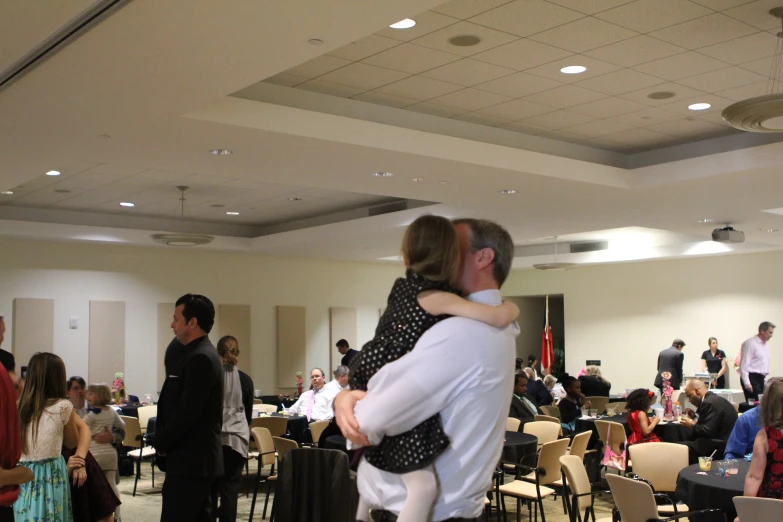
[[350, 215, 519, 522]]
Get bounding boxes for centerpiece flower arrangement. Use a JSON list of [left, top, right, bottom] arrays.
[[112, 372, 126, 405], [296, 371, 303, 397], [661, 371, 674, 420]]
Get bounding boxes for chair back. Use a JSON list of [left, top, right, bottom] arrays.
[[253, 404, 278, 415], [540, 405, 561, 419], [272, 436, 299, 461], [586, 397, 609, 414], [594, 420, 626, 455], [309, 420, 330, 446], [608, 401, 627, 413], [523, 421, 561, 447], [536, 438, 570, 486], [506, 417, 521, 432], [568, 431, 591, 461], [253, 399, 263, 404], [534, 414, 560, 425], [560, 455, 592, 512], [121, 415, 142, 449], [137, 405, 157, 434], [251, 427, 276, 467], [628, 442, 688, 492], [734, 496, 783, 519], [252, 415, 288, 437], [605, 474, 659, 522]]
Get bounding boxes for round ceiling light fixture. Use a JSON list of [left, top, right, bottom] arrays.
[[150, 186, 214, 247], [390, 19, 416, 29], [1, 191, 13, 195], [209, 149, 232, 155], [226, 211, 239, 216], [46, 170, 61, 176], [499, 189, 517, 194], [308, 39, 324, 46], [449, 35, 481, 47], [374, 171, 394, 178], [688, 102, 711, 111], [698, 218, 714, 223], [532, 236, 579, 271], [560, 65, 586, 74], [288, 197, 303, 201], [120, 202, 135, 207], [647, 91, 676, 100], [411, 178, 423, 182]]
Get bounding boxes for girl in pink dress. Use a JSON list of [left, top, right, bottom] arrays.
[[626, 388, 661, 446]]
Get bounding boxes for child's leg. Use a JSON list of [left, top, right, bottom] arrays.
[[397, 465, 438, 522], [104, 469, 121, 520], [355, 495, 372, 522]]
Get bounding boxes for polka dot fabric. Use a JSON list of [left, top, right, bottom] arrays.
[[349, 269, 458, 473], [759, 426, 783, 497]]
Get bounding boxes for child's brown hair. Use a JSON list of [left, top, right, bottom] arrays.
[[401, 215, 460, 283]]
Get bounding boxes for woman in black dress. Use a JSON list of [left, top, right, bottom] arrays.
[[701, 337, 727, 389]]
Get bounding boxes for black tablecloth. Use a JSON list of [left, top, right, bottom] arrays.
[[118, 405, 140, 418], [270, 413, 309, 444], [261, 395, 298, 412], [502, 431, 538, 465], [576, 413, 690, 447], [738, 402, 757, 414], [675, 460, 748, 521]]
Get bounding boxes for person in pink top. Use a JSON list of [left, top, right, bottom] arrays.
[[741, 322, 776, 402]]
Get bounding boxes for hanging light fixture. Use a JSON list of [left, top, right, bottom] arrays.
[[532, 236, 579, 271], [722, 7, 783, 132], [151, 186, 214, 246]]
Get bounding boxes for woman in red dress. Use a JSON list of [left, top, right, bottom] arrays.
[[745, 379, 783, 498], [626, 388, 661, 446]]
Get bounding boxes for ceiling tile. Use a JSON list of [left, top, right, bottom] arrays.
[[452, 112, 512, 126], [659, 93, 736, 115], [469, 0, 583, 37], [375, 11, 461, 42], [546, 0, 636, 15], [676, 66, 767, 91], [648, 13, 758, 49], [351, 91, 419, 108], [404, 102, 467, 117], [263, 73, 308, 87], [560, 119, 635, 137], [318, 63, 410, 90], [473, 72, 564, 97], [595, 0, 712, 33], [716, 80, 769, 101], [574, 136, 633, 151], [689, 0, 755, 9], [570, 97, 648, 118], [362, 44, 461, 74], [522, 84, 608, 108], [285, 55, 352, 79], [523, 55, 621, 83], [693, 111, 732, 125], [605, 106, 684, 125], [498, 121, 550, 134], [432, 0, 516, 19], [723, 0, 783, 30], [538, 129, 585, 142], [738, 55, 775, 75], [520, 110, 596, 129], [377, 76, 463, 101], [473, 39, 573, 70], [420, 58, 516, 86], [296, 80, 365, 98], [618, 82, 706, 106], [411, 21, 520, 57], [426, 88, 513, 111], [574, 69, 661, 95], [327, 35, 402, 61], [529, 17, 639, 53], [632, 51, 729, 81], [697, 32, 779, 65], [477, 98, 555, 119], [584, 35, 685, 67], [601, 127, 679, 146], [645, 118, 735, 137]]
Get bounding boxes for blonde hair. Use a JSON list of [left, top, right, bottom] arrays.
[[762, 379, 783, 429], [585, 365, 611, 386], [87, 383, 111, 407], [401, 215, 460, 283]]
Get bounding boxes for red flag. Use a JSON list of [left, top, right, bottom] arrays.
[[541, 295, 554, 375]]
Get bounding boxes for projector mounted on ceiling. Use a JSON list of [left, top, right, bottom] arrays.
[[712, 225, 745, 244]]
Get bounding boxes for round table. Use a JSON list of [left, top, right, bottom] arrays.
[[675, 460, 749, 521], [576, 413, 690, 445], [502, 431, 538, 465], [269, 413, 310, 444]]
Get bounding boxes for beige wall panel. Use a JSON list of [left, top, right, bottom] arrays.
[[330, 307, 357, 371], [218, 304, 251, 374], [89, 301, 125, 386], [277, 306, 305, 393], [12, 298, 54, 369], [157, 303, 175, 391]]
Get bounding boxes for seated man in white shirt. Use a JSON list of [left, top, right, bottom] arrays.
[[288, 368, 334, 422], [335, 217, 517, 522], [323, 365, 350, 399]]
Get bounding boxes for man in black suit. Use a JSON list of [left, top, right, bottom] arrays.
[[678, 379, 738, 464], [509, 374, 541, 429], [155, 294, 224, 522], [654, 339, 685, 393], [336, 339, 360, 368]]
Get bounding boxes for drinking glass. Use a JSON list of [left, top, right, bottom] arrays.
[[589, 409, 597, 418], [728, 459, 739, 475], [698, 456, 712, 471]]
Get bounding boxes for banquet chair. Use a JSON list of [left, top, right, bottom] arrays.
[[499, 438, 570, 522], [524, 421, 561, 448], [259, 437, 302, 522], [606, 474, 725, 522], [304, 420, 330, 447], [253, 399, 264, 404], [506, 417, 522, 432], [252, 416, 288, 437], [566, 431, 591, 461], [594, 421, 629, 472], [733, 496, 783, 520], [559, 455, 612, 522], [541, 405, 561, 420], [137, 405, 157, 435], [586, 397, 609, 414], [628, 442, 690, 516], [535, 415, 564, 436], [608, 401, 627, 413], [254, 404, 278, 415], [248, 427, 278, 521], [121, 415, 156, 497]]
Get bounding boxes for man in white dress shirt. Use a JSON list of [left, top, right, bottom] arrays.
[[288, 368, 334, 421], [323, 365, 350, 399], [335, 218, 517, 522], [740, 321, 775, 401]]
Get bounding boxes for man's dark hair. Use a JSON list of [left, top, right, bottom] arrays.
[[452, 218, 515, 286], [760, 321, 776, 332], [67, 376, 86, 391], [335, 339, 349, 349], [514, 373, 528, 386], [175, 294, 215, 333], [515, 358, 523, 371], [672, 339, 686, 349]]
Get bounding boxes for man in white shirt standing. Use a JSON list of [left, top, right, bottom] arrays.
[[335, 218, 517, 522], [323, 365, 350, 399], [740, 321, 776, 401], [288, 368, 334, 421]]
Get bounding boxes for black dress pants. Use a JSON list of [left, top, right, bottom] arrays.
[[161, 473, 216, 522], [217, 447, 245, 522], [742, 372, 765, 401]]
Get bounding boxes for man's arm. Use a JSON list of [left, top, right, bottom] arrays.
[[691, 401, 719, 439], [740, 341, 752, 386], [723, 415, 750, 459], [288, 393, 305, 415]]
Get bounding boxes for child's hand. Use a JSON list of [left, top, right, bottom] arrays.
[[499, 301, 520, 326], [71, 467, 87, 487], [66, 455, 85, 475]]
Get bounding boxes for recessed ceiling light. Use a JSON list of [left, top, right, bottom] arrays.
[[647, 91, 676, 100], [560, 65, 586, 74], [288, 197, 303, 201], [0, 191, 13, 195], [54, 189, 71, 194], [449, 35, 481, 47], [120, 202, 135, 207], [374, 172, 394, 177], [688, 103, 711, 111], [499, 189, 517, 194], [760, 228, 779, 232], [210, 204, 225, 208], [308, 39, 324, 46], [698, 218, 714, 223], [439, 181, 448, 184], [226, 211, 240, 215], [411, 178, 423, 182], [390, 18, 416, 29], [209, 149, 232, 155], [46, 170, 60, 176]]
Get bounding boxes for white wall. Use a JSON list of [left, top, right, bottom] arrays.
[[0, 237, 401, 397], [503, 252, 783, 393]]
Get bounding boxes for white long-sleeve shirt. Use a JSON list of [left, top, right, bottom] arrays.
[[288, 387, 334, 421], [353, 289, 518, 521], [740, 335, 770, 384]]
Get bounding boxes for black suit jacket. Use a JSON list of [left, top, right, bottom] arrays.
[[579, 375, 611, 397], [692, 392, 738, 443], [341, 348, 360, 368], [526, 380, 553, 406], [509, 394, 541, 428], [155, 335, 224, 478], [654, 346, 684, 389]]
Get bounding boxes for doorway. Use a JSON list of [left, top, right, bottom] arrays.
[[506, 295, 565, 378]]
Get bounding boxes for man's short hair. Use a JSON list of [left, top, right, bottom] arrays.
[[515, 373, 528, 386], [335, 339, 349, 349], [333, 365, 350, 378], [760, 321, 776, 332], [672, 339, 686, 349], [67, 376, 86, 391], [175, 294, 215, 333], [452, 218, 514, 286]]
